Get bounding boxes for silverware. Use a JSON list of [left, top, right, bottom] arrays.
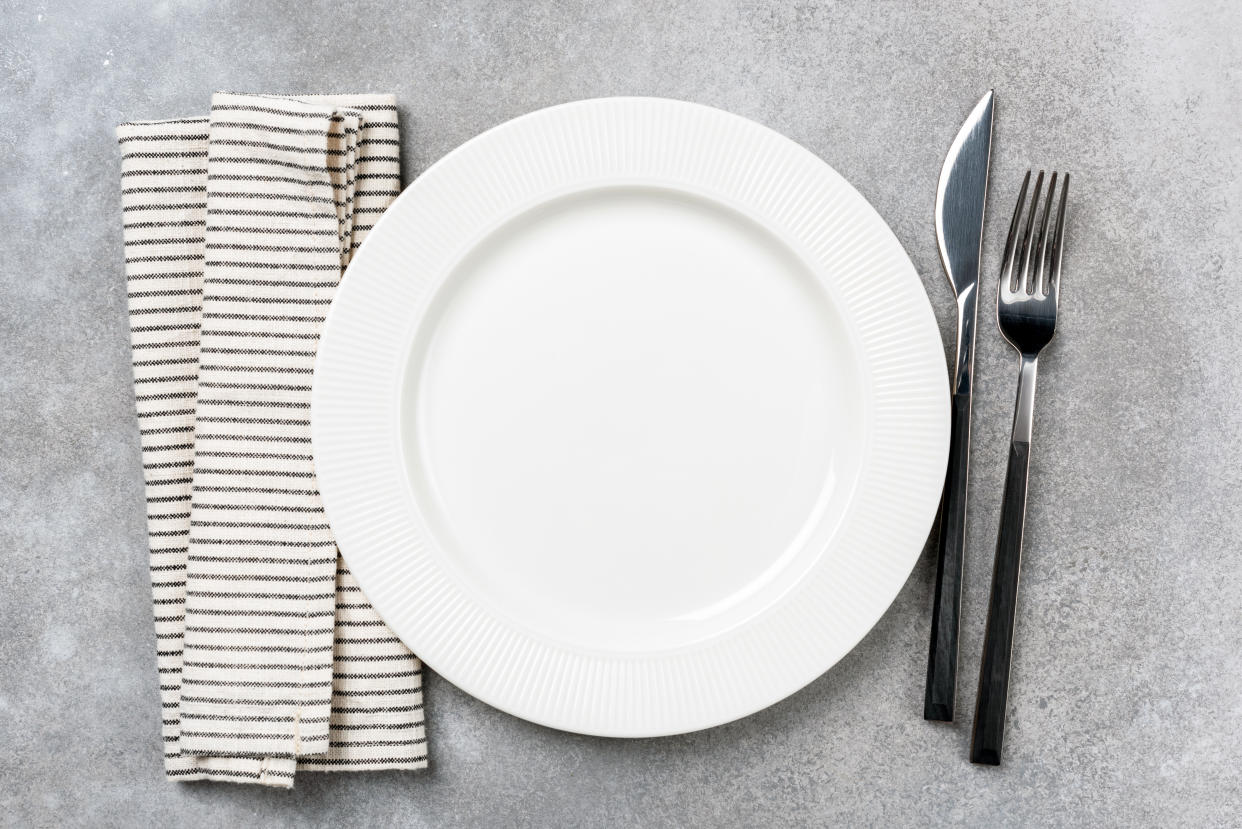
[[970, 170, 1069, 765], [925, 90, 995, 722]]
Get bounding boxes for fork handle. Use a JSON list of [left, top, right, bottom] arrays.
[[924, 389, 972, 721], [971, 356, 1038, 765]]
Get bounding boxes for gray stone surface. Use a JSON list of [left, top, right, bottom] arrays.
[[2, 0, 1240, 825]]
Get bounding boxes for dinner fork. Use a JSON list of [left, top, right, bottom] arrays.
[[970, 170, 1068, 766]]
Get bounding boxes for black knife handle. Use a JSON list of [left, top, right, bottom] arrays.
[[970, 439, 1031, 765], [924, 390, 972, 721]]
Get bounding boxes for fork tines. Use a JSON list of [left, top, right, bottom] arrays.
[[1000, 170, 1069, 301]]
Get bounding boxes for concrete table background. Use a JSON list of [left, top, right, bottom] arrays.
[[2, 0, 1239, 825]]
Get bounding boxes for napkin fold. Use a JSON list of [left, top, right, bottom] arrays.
[[118, 93, 426, 787]]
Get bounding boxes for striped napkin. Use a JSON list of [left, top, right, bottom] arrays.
[[118, 93, 426, 787]]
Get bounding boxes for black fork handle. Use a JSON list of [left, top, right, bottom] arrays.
[[924, 389, 972, 721], [970, 438, 1031, 764]]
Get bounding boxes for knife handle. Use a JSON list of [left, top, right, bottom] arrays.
[[924, 389, 972, 721]]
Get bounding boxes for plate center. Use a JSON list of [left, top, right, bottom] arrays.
[[402, 185, 865, 651]]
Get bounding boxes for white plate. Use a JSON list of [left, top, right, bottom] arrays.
[[313, 97, 949, 737]]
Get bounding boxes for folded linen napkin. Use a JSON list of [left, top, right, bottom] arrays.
[[118, 93, 426, 787]]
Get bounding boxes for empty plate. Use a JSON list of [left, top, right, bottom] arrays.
[[312, 97, 949, 736]]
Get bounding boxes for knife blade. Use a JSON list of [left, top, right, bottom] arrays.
[[925, 89, 994, 722]]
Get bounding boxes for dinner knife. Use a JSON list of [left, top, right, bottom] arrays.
[[924, 89, 994, 722]]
